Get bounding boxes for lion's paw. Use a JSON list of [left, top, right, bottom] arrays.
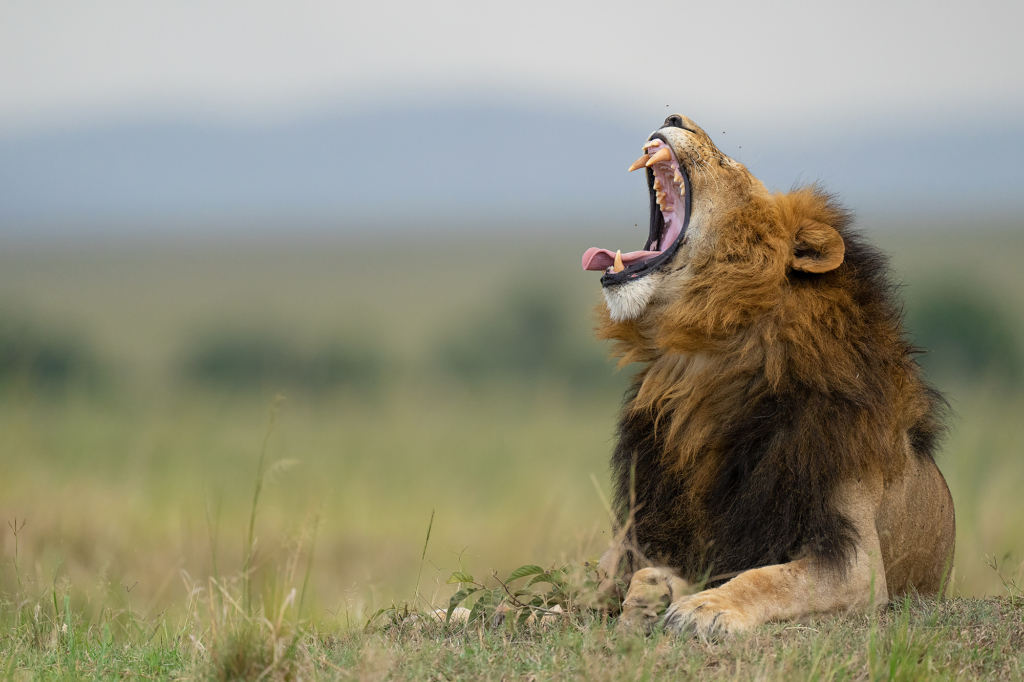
[[663, 589, 759, 638], [618, 567, 689, 633]]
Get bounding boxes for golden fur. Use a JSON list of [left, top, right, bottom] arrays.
[[592, 115, 955, 636]]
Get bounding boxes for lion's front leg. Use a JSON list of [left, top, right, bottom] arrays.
[[664, 557, 882, 636], [662, 558, 854, 636], [665, 483, 889, 637]]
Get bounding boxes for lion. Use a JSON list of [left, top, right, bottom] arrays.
[[581, 114, 955, 636]]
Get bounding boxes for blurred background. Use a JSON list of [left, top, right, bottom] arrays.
[[1, 0, 1022, 623]]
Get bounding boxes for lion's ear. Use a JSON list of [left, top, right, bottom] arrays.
[[791, 219, 845, 273]]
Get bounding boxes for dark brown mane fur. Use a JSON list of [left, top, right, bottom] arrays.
[[599, 187, 947, 581]]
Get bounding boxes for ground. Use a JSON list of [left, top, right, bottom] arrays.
[[3, 597, 1024, 680]]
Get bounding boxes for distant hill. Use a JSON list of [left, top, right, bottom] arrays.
[[1, 102, 1021, 233]]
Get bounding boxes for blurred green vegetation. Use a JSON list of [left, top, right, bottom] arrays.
[[180, 332, 386, 394], [0, 313, 105, 394], [7, 279, 1022, 399], [907, 287, 1023, 386], [0, 224, 1022, 626], [435, 287, 622, 389]]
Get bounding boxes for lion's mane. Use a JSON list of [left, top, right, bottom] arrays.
[[600, 188, 947, 581]]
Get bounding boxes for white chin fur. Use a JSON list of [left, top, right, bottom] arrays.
[[603, 275, 657, 322]]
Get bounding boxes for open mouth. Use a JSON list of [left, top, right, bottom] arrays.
[[582, 135, 691, 285]]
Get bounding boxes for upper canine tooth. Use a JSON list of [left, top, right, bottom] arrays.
[[613, 250, 625, 273], [646, 148, 671, 166], [628, 155, 649, 172]]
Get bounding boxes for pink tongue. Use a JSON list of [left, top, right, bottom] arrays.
[[582, 247, 660, 271]]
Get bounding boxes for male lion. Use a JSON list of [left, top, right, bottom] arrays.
[[582, 115, 955, 636]]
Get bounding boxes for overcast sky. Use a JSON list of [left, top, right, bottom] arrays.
[[2, 0, 1022, 137]]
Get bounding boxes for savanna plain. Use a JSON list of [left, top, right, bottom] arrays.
[[1, 222, 1023, 680]]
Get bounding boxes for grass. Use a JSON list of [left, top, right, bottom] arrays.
[[1, 225, 1023, 678], [3, 586, 1024, 680], [1, 384, 1021, 680]]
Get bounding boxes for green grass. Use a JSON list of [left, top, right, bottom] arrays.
[[1, 224, 1023, 678], [3, 590, 1024, 680]]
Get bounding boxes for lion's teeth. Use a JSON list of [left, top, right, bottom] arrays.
[[628, 155, 649, 172], [643, 140, 661, 150], [653, 178, 662, 191], [646, 148, 671, 166], [613, 250, 625, 273], [674, 170, 683, 185]]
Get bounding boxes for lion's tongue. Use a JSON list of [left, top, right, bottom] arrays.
[[582, 247, 660, 272]]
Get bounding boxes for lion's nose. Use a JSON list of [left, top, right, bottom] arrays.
[[663, 115, 685, 129]]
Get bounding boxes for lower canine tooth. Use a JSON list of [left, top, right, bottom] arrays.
[[613, 250, 625, 273]]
